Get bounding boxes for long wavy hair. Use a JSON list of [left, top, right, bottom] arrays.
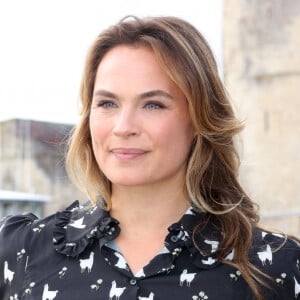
[[67, 16, 267, 299]]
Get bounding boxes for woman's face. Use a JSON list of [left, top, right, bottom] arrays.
[[89, 45, 195, 188]]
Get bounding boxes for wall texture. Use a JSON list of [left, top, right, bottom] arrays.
[[0, 119, 85, 215], [223, 0, 300, 235]]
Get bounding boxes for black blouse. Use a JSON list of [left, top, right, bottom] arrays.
[[0, 201, 299, 300]]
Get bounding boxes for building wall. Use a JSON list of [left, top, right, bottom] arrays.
[[0, 119, 85, 216], [223, 0, 300, 235]]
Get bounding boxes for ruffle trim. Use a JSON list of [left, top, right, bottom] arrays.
[[166, 211, 228, 270], [53, 201, 119, 257]]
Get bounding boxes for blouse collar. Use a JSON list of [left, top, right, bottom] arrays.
[[53, 201, 120, 257], [53, 201, 232, 269]]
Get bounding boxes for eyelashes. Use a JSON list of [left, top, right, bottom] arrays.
[[96, 100, 117, 108], [95, 100, 166, 110], [144, 101, 166, 110]]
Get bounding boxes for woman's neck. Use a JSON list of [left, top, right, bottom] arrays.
[[110, 181, 190, 236], [109, 181, 190, 275]]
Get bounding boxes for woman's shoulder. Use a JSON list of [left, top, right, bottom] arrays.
[[251, 227, 300, 254], [0, 201, 69, 232], [250, 228, 300, 264], [0, 211, 38, 233], [0, 201, 88, 297], [0, 212, 43, 243], [0, 207, 58, 258], [0, 200, 89, 252], [250, 227, 300, 296], [0, 199, 114, 258]]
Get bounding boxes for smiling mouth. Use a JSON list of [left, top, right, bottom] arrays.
[[111, 148, 147, 161]]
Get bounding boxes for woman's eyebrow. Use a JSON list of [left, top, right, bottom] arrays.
[[137, 89, 174, 100], [93, 89, 174, 100], [93, 89, 117, 99]]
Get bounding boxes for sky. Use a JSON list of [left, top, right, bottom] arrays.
[[0, 0, 222, 124]]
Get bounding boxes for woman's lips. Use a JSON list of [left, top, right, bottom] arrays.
[[110, 148, 147, 161]]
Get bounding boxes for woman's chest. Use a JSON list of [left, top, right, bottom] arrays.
[[21, 246, 254, 300]]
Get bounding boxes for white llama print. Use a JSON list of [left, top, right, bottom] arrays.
[[80, 251, 94, 273], [186, 207, 196, 215], [4, 261, 15, 285], [225, 249, 234, 261], [180, 269, 197, 287], [204, 239, 219, 253], [138, 292, 155, 300], [109, 280, 126, 300], [69, 216, 86, 229], [257, 244, 272, 266], [42, 284, 58, 300], [90, 227, 99, 236], [114, 252, 128, 270], [295, 277, 300, 299], [201, 257, 216, 265], [135, 268, 146, 278], [262, 231, 284, 239]]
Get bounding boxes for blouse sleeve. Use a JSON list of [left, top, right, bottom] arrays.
[[0, 213, 37, 299], [266, 236, 300, 298], [282, 238, 300, 299]]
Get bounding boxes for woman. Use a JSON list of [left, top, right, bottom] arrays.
[[0, 16, 299, 300]]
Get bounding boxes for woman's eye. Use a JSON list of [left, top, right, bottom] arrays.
[[145, 102, 164, 110], [97, 101, 117, 108]]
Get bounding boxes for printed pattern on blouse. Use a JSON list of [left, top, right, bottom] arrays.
[[0, 201, 299, 300]]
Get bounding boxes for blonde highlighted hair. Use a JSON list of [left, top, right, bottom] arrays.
[[67, 16, 266, 298]]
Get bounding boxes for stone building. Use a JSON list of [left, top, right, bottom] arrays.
[[1, 2, 299, 236], [223, 0, 300, 235], [0, 189, 49, 218], [0, 119, 85, 217]]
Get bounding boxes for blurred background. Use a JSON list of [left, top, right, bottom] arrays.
[[0, 0, 299, 236]]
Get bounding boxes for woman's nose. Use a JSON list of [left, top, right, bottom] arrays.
[[112, 108, 139, 137]]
